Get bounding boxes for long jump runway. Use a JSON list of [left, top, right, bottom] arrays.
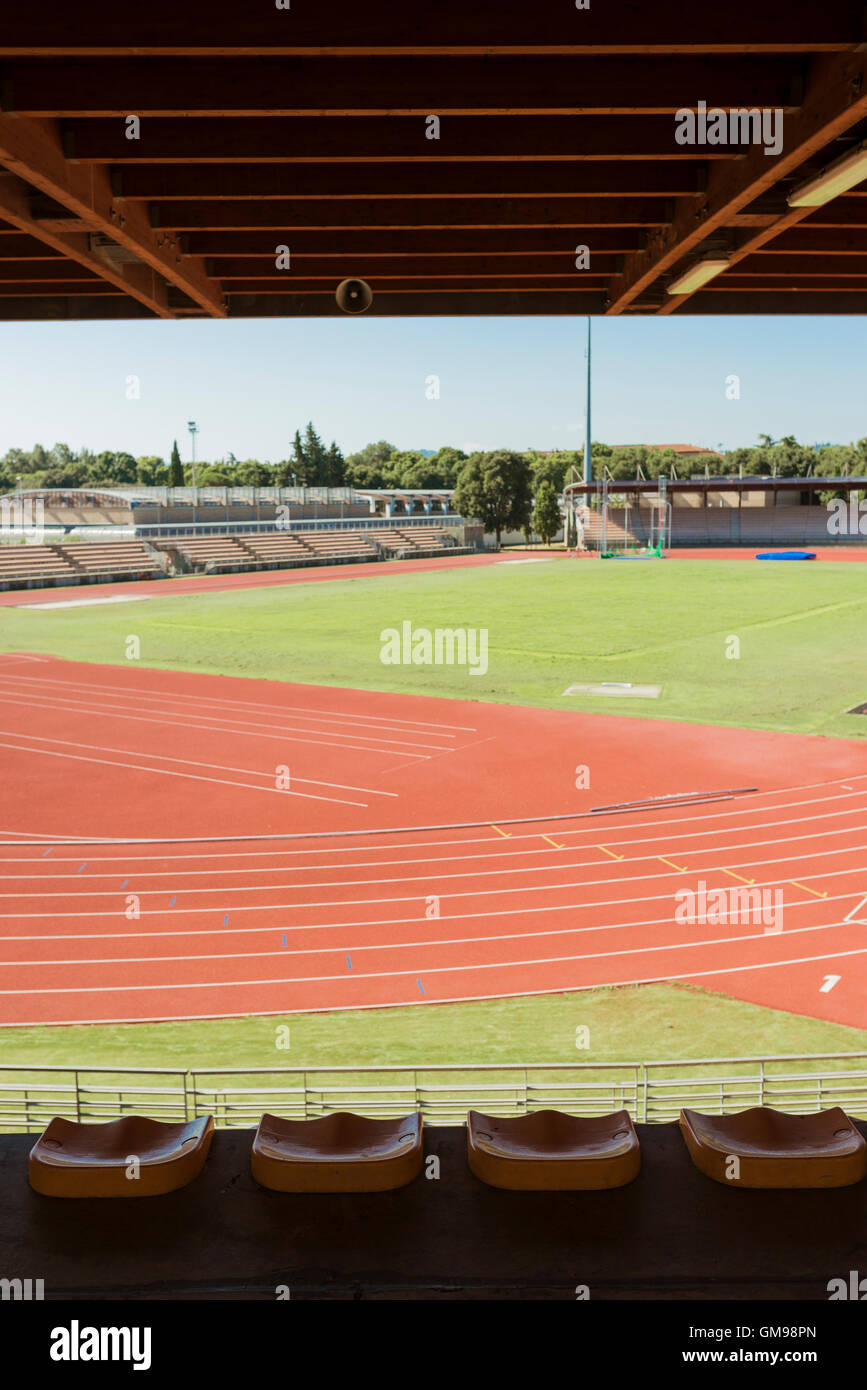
[[0, 655, 865, 1029]]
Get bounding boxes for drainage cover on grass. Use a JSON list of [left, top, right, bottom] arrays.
[[562, 682, 661, 698]]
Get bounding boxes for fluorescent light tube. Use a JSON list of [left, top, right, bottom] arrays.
[[788, 142, 867, 208], [667, 259, 730, 295]]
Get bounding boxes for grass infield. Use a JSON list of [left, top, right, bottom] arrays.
[[2, 555, 867, 737], [0, 984, 865, 1079]]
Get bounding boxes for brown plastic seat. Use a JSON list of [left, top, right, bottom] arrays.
[[679, 1106, 867, 1188], [251, 1111, 423, 1192], [29, 1115, 214, 1198], [467, 1108, 640, 1190]]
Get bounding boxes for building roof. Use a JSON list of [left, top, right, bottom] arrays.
[[1, 5, 867, 320], [612, 445, 726, 456]]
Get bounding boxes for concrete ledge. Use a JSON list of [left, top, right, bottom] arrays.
[[1, 1123, 865, 1300]]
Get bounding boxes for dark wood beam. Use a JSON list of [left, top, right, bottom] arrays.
[[712, 275, 867, 289], [210, 254, 621, 277], [0, 114, 225, 316], [745, 228, 867, 253], [226, 289, 606, 316], [0, 293, 154, 318], [153, 197, 670, 231], [0, 167, 171, 316], [0, 231, 74, 258], [606, 48, 867, 313], [718, 253, 867, 274], [0, 280, 119, 295], [65, 116, 739, 165], [116, 163, 703, 201], [0, 1, 861, 55], [0, 57, 802, 117], [674, 288, 867, 312], [0, 258, 97, 281], [222, 277, 608, 294], [186, 229, 644, 256]]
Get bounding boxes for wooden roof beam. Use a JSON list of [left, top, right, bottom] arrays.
[[0, 168, 171, 316], [64, 116, 747, 165], [0, 0, 862, 55], [606, 48, 867, 313], [0, 56, 801, 117], [0, 113, 225, 316]]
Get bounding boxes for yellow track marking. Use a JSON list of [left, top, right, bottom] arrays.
[[658, 856, 687, 872], [790, 880, 827, 898], [597, 845, 624, 861], [490, 825, 512, 839], [721, 868, 755, 885], [541, 835, 565, 849]]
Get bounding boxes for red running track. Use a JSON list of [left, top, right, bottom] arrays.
[[0, 655, 865, 1028]]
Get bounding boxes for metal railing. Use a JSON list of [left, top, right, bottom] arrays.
[[1, 1055, 865, 1133]]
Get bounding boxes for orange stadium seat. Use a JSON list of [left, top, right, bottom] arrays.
[[29, 1115, 214, 1198], [679, 1106, 867, 1188], [467, 1108, 641, 1190], [251, 1111, 424, 1192]]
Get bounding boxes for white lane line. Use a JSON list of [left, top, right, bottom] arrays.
[[0, 686, 439, 751], [0, 692, 430, 760], [0, 728, 398, 799], [0, 669, 477, 733], [843, 892, 867, 923], [18, 594, 154, 609], [4, 914, 850, 971], [1, 778, 865, 863], [4, 939, 867, 997], [7, 939, 863, 1026], [2, 885, 854, 946], [2, 806, 861, 879], [0, 861, 854, 921], [0, 676, 458, 746], [0, 740, 368, 808], [3, 832, 863, 899]]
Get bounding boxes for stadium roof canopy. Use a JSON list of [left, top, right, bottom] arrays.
[[1, 3, 867, 320]]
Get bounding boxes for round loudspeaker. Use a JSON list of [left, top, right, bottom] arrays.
[[336, 278, 373, 313]]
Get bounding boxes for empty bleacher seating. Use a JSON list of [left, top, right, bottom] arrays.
[[0, 544, 79, 588], [60, 541, 162, 579]]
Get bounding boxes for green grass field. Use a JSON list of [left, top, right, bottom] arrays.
[[2, 555, 867, 737], [2, 555, 865, 1071], [1, 985, 865, 1087]]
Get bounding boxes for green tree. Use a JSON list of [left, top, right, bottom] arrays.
[[235, 459, 274, 487], [136, 456, 168, 486], [533, 479, 562, 545], [344, 440, 396, 488], [168, 440, 184, 487], [324, 441, 346, 486], [428, 446, 467, 487], [453, 449, 533, 546]]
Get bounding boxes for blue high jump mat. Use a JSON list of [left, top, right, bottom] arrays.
[[755, 551, 816, 561]]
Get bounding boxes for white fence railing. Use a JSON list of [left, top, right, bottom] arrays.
[[2, 1055, 866, 1133]]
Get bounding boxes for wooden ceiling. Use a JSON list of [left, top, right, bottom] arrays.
[[0, 2, 866, 319]]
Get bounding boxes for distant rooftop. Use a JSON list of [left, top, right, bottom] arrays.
[[612, 445, 725, 457]]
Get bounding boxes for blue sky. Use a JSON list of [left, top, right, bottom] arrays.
[[1, 314, 864, 461]]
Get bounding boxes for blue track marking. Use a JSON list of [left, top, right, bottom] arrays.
[[169, 895, 176, 907], [77, 862, 86, 873], [282, 934, 286, 947], [417, 979, 425, 995], [224, 914, 229, 925], [346, 955, 352, 970], [42, 848, 52, 857], [121, 879, 129, 890]]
